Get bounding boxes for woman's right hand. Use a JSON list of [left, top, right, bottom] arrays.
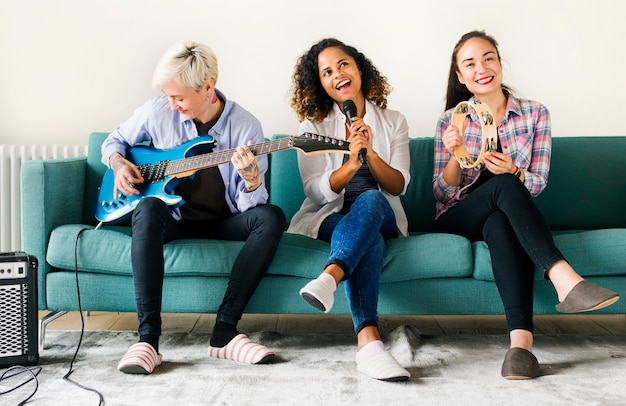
[[442, 118, 468, 155], [345, 116, 371, 165], [110, 153, 144, 197]]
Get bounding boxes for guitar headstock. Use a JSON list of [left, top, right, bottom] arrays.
[[290, 132, 350, 155]]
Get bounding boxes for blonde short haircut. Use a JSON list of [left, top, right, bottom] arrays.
[[152, 41, 218, 91]]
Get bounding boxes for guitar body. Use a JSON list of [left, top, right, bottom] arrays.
[[95, 136, 217, 224], [94, 132, 349, 225]]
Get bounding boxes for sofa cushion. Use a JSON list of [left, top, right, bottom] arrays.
[[47, 224, 132, 275], [267, 140, 304, 224], [85, 132, 110, 226], [47, 223, 474, 282], [534, 136, 626, 230], [472, 228, 626, 281], [47, 225, 331, 279], [381, 233, 473, 282], [399, 137, 437, 232], [47, 224, 243, 277]]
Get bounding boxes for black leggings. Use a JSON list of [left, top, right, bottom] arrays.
[[433, 174, 565, 333], [131, 197, 286, 337]]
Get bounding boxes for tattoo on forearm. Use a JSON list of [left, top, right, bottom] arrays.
[[110, 153, 124, 171], [242, 163, 260, 190]]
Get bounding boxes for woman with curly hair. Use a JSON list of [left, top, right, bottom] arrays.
[[288, 38, 411, 382]]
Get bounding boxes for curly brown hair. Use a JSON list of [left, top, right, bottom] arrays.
[[290, 38, 392, 123]]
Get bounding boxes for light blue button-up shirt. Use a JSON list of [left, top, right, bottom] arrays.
[[101, 89, 269, 217]]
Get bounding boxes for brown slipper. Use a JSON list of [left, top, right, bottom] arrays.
[[555, 280, 620, 313], [501, 347, 539, 380]]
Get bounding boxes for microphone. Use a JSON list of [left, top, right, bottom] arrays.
[[343, 100, 366, 164]]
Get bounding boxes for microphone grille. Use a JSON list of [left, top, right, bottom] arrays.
[[343, 100, 357, 121]]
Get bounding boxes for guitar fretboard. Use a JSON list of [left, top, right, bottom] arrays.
[[163, 137, 294, 177]]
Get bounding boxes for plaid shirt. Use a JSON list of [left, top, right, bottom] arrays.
[[433, 95, 551, 218]]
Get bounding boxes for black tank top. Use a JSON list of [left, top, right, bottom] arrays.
[[467, 135, 502, 193], [341, 155, 379, 214], [175, 120, 231, 221]]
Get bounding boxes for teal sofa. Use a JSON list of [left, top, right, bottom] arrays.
[[22, 133, 626, 345]]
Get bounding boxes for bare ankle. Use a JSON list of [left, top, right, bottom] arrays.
[[546, 260, 584, 301], [357, 326, 382, 351], [323, 264, 345, 286], [509, 329, 533, 352]]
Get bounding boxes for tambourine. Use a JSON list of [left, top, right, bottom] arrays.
[[451, 99, 497, 170]]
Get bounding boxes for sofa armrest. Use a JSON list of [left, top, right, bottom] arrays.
[[21, 157, 87, 309]]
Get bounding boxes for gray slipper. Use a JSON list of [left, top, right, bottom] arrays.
[[501, 347, 539, 380], [555, 280, 620, 313]]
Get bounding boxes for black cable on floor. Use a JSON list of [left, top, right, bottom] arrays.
[[62, 227, 104, 405], [0, 365, 41, 405]]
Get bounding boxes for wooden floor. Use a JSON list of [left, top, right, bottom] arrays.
[[39, 311, 626, 336]]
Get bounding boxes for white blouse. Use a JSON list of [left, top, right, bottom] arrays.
[[287, 99, 411, 238]]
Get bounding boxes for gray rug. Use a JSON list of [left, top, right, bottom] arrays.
[[2, 327, 625, 405]]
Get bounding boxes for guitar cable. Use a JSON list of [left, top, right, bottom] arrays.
[[0, 230, 101, 406], [0, 365, 42, 405], [61, 227, 104, 405]]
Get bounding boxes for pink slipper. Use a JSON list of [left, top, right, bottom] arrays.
[[207, 334, 275, 364], [118, 342, 163, 374]]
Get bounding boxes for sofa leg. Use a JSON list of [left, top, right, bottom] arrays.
[[39, 310, 68, 351]]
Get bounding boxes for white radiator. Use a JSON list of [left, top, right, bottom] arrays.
[[0, 144, 88, 252]]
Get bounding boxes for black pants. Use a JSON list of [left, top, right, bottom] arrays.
[[130, 197, 286, 337], [433, 174, 565, 333]]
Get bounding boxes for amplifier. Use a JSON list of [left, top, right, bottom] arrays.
[[0, 252, 39, 367]]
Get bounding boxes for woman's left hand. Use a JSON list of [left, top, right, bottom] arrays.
[[483, 151, 516, 175], [231, 142, 261, 192]]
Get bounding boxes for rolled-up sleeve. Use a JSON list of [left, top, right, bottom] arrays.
[[432, 112, 460, 208]]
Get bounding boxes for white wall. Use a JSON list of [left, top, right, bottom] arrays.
[[1, 0, 625, 145]]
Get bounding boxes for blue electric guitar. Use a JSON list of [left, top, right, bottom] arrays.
[[94, 132, 349, 224]]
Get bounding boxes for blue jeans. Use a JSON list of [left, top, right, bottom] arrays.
[[131, 197, 286, 337], [433, 174, 565, 333], [317, 190, 398, 334]]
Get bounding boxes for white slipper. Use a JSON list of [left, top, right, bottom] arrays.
[[118, 342, 162, 374], [299, 278, 334, 313], [207, 334, 274, 365], [356, 349, 410, 382]]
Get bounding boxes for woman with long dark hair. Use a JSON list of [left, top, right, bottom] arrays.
[[433, 30, 619, 380]]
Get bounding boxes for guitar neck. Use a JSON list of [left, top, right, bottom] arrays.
[[97, 133, 350, 224], [164, 137, 293, 177]]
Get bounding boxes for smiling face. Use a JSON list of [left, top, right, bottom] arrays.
[[455, 37, 503, 98], [161, 79, 213, 123], [317, 46, 363, 105]]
